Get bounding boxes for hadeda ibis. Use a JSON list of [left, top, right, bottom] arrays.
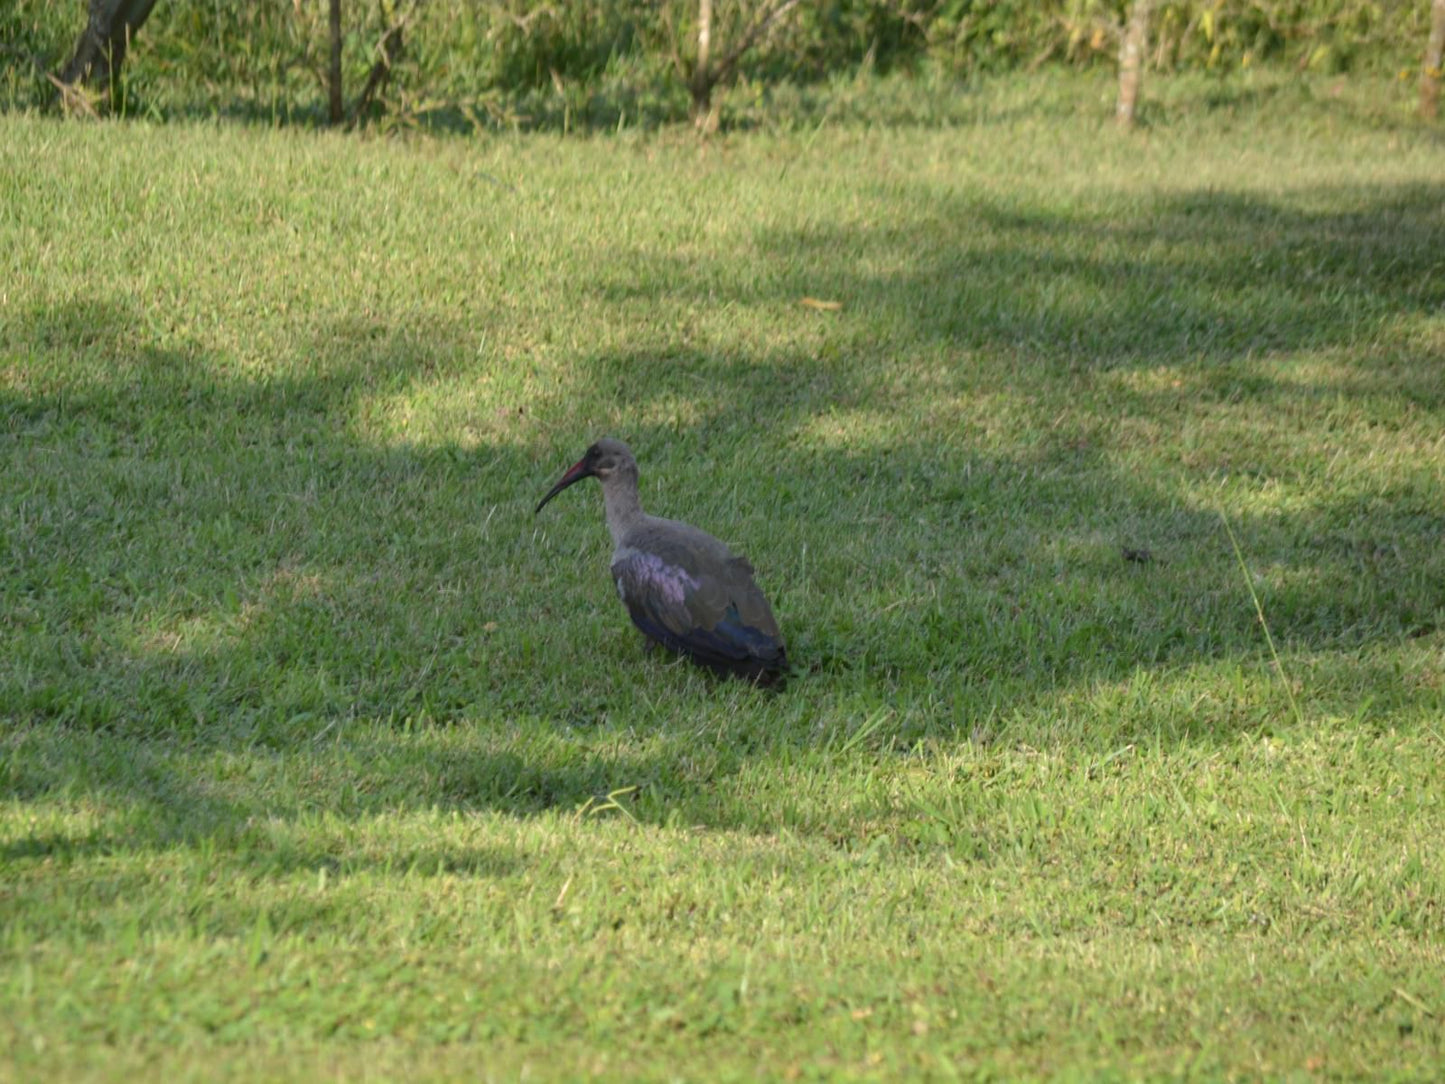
[[535, 439, 789, 685]]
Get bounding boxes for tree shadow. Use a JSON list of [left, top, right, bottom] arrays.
[[592, 180, 1445, 375], [3, 296, 640, 864], [4, 171, 1444, 857], [560, 344, 1442, 670], [570, 176, 1445, 751]]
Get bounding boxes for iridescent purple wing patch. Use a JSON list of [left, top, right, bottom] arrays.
[[614, 550, 698, 610]]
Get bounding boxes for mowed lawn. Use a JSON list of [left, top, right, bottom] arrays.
[[2, 74, 1443, 1080]]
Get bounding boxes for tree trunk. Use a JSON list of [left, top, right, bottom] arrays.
[[691, 0, 714, 129], [1422, 0, 1445, 121], [1116, 0, 1153, 129], [328, 0, 344, 125], [348, 1, 408, 127], [59, 0, 160, 97], [686, 0, 799, 133]]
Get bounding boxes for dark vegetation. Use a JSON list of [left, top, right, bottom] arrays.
[[2, 1, 1437, 130]]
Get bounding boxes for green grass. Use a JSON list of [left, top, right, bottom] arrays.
[[3, 72, 1444, 1080]]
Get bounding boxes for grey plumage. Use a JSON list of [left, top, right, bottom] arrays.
[[535, 439, 788, 684]]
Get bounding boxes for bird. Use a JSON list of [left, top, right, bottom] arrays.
[[535, 438, 789, 685]]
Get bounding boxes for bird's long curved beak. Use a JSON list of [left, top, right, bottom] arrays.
[[534, 457, 593, 514]]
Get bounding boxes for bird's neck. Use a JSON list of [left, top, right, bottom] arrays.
[[601, 471, 645, 547]]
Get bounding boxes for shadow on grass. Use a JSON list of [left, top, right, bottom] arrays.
[[3, 175, 1443, 858], [594, 181, 1445, 375]]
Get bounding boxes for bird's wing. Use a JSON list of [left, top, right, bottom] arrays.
[[611, 545, 784, 669]]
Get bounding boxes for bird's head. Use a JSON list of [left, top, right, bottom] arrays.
[[534, 438, 636, 514]]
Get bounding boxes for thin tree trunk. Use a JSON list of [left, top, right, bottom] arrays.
[[59, 0, 160, 97], [691, 0, 713, 128], [348, 1, 409, 126], [686, 0, 799, 132], [328, 0, 344, 125], [1116, 0, 1153, 129], [1422, 0, 1445, 121]]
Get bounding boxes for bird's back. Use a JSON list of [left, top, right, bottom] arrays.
[[612, 515, 786, 682]]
